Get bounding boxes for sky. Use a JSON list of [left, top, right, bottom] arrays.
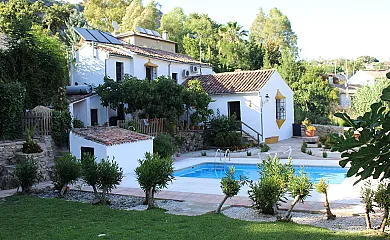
[[66, 0, 390, 62]]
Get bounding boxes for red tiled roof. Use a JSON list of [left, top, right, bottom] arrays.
[[72, 127, 152, 146], [183, 69, 276, 94], [96, 43, 207, 65]]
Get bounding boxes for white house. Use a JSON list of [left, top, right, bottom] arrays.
[[348, 70, 388, 86], [70, 127, 153, 174], [68, 27, 213, 127], [184, 69, 294, 143]]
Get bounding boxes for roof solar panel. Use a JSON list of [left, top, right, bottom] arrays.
[[74, 27, 96, 41], [101, 32, 123, 45], [151, 30, 161, 37], [136, 26, 147, 34], [87, 29, 110, 43], [145, 28, 154, 35]]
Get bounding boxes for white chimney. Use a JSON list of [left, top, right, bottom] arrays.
[[162, 30, 168, 40]]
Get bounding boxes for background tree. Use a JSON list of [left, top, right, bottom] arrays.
[[159, 7, 186, 52], [84, 0, 130, 32], [250, 7, 297, 65], [119, 0, 144, 32], [42, 3, 72, 35], [133, 0, 159, 31]]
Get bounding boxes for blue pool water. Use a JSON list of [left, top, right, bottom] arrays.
[[174, 163, 348, 184]]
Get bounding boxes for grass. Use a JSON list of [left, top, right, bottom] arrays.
[[0, 195, 387, 240]]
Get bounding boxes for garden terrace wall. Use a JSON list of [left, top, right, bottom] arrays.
[[0, 136, 58, 190], [311, 124, 349, 138], [177, 130, 204, 153]]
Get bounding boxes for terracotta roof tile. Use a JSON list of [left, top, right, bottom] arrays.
[[183, 69, 275, 94], [96, 43, 207, 65], [72, 127, 152, 146]]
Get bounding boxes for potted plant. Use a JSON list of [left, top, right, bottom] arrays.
[[305, 125, 316, 137], [302, 118, 316, 137]]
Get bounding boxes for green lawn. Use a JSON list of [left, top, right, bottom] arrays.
[[0, 195, 386, 240]]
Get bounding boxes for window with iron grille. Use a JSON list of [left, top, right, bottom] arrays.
[[116, 62, 124, 82], [276, 98, 286, 120]]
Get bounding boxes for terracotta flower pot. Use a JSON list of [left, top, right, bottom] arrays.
[[305, 130, 315, 137]]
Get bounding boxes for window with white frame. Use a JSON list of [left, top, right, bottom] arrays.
[[276, 98, 286, 120]]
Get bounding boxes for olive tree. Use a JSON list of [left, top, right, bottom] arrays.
[[315, 178, 336, 220], [374, 182, 390, 232], [80, 153, 99, 199], [96, 157, 123, 205], [284, 168, 313, 220], [135, 152, 174, 209], [216, 166, 247, 213], [52, 153, 80, 197]]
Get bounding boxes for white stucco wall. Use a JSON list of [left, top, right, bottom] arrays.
[[70, 95, 110, 127], [207, 71, 294, 142], [105, 56, 134, 80], [70, 133, 107, 161], [70, 132, 153, 175], [72, 45, 107, 87], [132, 54, 213, 83], [260, 71, 294, 141], [106, 139, 153, 175]]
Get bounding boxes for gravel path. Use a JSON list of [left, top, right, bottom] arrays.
[[223, 206, 386, 232]]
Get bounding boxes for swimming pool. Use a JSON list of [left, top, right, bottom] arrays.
[[174, 162, 348, 184]]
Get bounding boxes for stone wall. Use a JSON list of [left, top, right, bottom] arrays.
[[177, 130, 204, 153], [311, 124, 349, 138], [0, 136, 57, 190]]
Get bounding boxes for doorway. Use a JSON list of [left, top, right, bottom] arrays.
[[90, 109, 98, 126], [228, 101, 241, 121]]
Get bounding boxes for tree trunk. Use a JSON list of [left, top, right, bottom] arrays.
[[364, 207, 372, 230], [92, 185, 99, 200], [101, 186, 107, 205], [216, 195, 229, 213], [59, 183, 68, 197], [379, 208, 389, 232], [143, 190, 149, 205], [324, 191, 336, 220], [147, 187, 155, 210], [285, 195, 300, 221]]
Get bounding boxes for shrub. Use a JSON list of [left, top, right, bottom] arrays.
[[216, 167, 247, 213], [52, 153, 80, 197], [201, 151, 207, 157], [322, 151, 327, 158], [307, 150, 312, 155], [324, 133, 337, 149], [14, 156, 39, 193], [317, 143, 322, 148], [204, 112, 241, 148], [374, 183, 390, 232], [315, 178, 335, 220], [135, 152, 174, 209], [153, 134, 176, 158], [96, 157, 123, 204], [72, 118, 84, 128], [284, 168, 313, 220], [248, 157, 294, 215], [246, 151, 252, 156], [0, 82, 25, 140], [22, 127, 43, 154], [260, 143, 270, 152], [301, 142, 307, 153], [80, 153, 99, 199]]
